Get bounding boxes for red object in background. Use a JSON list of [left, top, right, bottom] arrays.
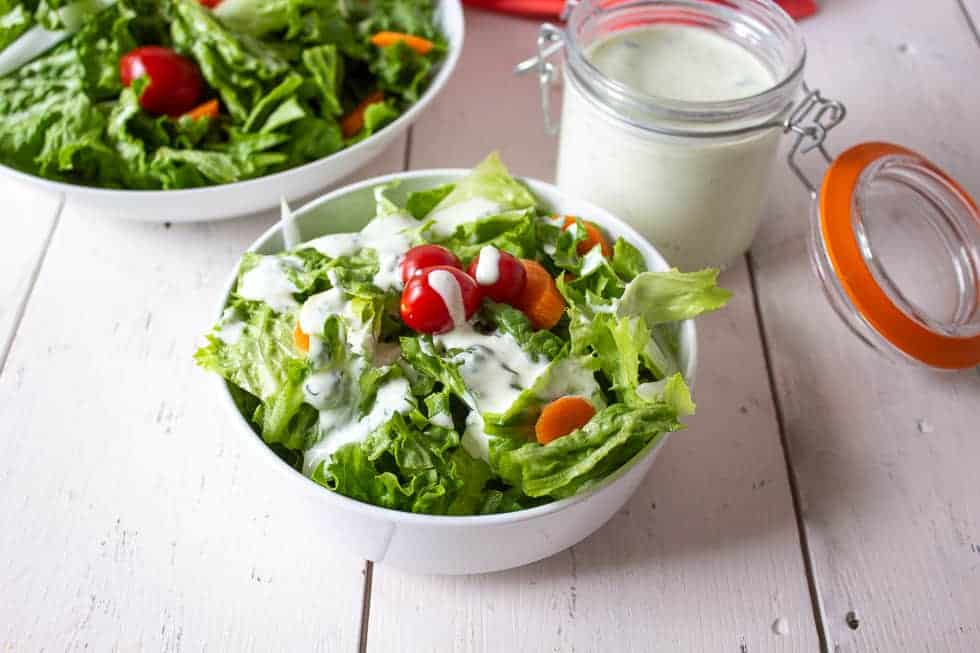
[[462, 0, 816, 20]]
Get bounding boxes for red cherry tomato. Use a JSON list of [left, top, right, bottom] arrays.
[[466, 246, 527, 303], [399, 244, 462, 285], [400, 266, 482, 334], [119, 46, 203, 117], [198, 0, 222, 6]]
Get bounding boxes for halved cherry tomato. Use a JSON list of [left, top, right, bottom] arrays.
[[466, 246, 527, 304], [400, 266, 481, 334], [399, 244, 462, 285], [562, 216, 612, 257], [198, 0, 222, 7], [120, 46, 203, 117]]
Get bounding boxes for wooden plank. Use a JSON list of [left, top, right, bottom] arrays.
[[0, 135, 407, 652], [751, 1, 980, 650], [405, 9, 558, 181], [368, 10, 820, 651], [0, 177, 62, 369]]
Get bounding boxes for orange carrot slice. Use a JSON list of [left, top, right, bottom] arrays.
[[183, 99, 220, 121], [293, 322, 310, 353], [514, 259, 565, 330], [341, 90, 385, 138], [535, 396, 596, 444], [562, 216, 612, 257], [370, 31, 435, 55]]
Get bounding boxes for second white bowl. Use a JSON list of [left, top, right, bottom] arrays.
[[0, 0, 464, 223]]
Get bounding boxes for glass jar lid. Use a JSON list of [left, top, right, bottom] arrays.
[[813, 142, 980, 369]]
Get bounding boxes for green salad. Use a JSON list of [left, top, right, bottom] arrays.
[[0, 0, 444, 189], [196, 154, 731, 515]]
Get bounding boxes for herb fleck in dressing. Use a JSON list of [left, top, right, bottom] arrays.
[[237, 256, 300, 313]]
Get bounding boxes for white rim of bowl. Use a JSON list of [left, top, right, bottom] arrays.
[[214, 169, 699, 526], [0, 0, 465, 202]]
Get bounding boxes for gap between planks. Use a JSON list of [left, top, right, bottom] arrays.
[[357, 125, 413, 653], [956, 0, 980, 46], [0, 192, 64, 375], [745, 251, 832, 653], [358, 560, 375, 653]]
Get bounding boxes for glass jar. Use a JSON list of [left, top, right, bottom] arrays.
[[545, 0, 806, 271]]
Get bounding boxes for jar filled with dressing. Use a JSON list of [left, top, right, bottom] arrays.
[[525, 0, 806, 270]]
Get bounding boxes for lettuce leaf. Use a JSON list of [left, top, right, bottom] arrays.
[[314, 408, 499, 515], [421, 208, 540, 262], [427, 152, 537, 218], [405, 183, 454, 220], [1, 5, 32, 53], [479, 301, 565, 361], [491, 402, 683, 498], [617, 269, 733, 325]]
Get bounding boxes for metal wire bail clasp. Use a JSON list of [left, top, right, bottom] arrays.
[[784, 84, 847, 197], [514, 23, 565, 135]]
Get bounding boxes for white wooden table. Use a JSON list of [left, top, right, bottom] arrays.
[[2, 2, 979, 651]]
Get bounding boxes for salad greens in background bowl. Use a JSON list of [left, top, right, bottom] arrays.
[[0, 0, 463, 222], [197, 154, 731, 574]]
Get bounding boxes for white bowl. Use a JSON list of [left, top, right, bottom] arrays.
[[0, 0, 463, 223], [215, 170, 698, 575]]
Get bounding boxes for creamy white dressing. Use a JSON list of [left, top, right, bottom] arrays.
[[429, 411, 454, 429], [580, 246, 606, 276], [304, 233, 360, 258], [299, 288, 346, 335], [461, 410, 490, 462], [556, 25, 783, 270], [428, 198, 502, 237], [534, 357, 603, 402], [237, 256, 300, 313], [475, 245, 501, 285], [298, 212, 419, 290], [303, 376, 412, 474], [214, 307, 245, 344], [303, 370, 342, 410], [215, 320, 245, 345], [298, 288, 375, 357], [427, 269, 466, 329], [360, 212, 418, 290], [435, 325, 550, 416]]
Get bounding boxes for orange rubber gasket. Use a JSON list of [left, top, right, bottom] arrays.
[[819, 142, 980, 369]]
